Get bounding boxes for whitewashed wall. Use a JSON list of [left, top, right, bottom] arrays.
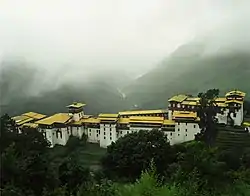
[[173, 122, 200, 144], [230, 107, 244, 126], [99, 123, 117, 148], [87, 127, 100, 143]]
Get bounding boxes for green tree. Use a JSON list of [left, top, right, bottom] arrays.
[[0, 114, 19, 153], [0, 114, 54, 195], [196, 89, 220, 146], [58, 155, 91, 194], [244, 100, 250, 116], [101, 129, 175, 181], [170, 142, 228, 192]]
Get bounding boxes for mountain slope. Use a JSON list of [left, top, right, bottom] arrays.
[[0, 60, 130, 116], [124, 44, 250, 109]]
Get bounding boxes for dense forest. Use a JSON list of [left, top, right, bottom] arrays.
[[1, 89, 250, 195]]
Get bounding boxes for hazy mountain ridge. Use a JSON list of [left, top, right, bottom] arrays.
[[124, 43, 250, 109], [0, 60, 130, 116], [1, 42, 250, 116]]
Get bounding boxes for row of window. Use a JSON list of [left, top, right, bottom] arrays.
[[121, 114, 165, 118], [169, 103, 196, 109], [167, 132, 188, 137]]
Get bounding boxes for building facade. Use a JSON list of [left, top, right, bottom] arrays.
[[14, 90, 249, 148]]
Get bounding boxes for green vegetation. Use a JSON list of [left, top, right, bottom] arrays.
[[102, 129, 175, 181], [1, 110, 250, 195], [47, 142, 106, 171]]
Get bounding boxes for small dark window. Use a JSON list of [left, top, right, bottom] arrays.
[[170, 133, 172, 136], [233, 113, 237, 118], [178, 134, 180, 136], [104, 136, 106, 139], [96, 134, 98, 137], [104, 132, 106, 135], [110, 137, 112, 140], [194, 125, 196, 128], [178, 128, 180, 131], [186, 134, 187, 136], [185, 129, 187, 132]]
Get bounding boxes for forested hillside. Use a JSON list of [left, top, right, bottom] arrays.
[[124, 43, 250, 109]]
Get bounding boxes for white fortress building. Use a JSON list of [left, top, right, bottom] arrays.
[[13, 90, 249, 148]]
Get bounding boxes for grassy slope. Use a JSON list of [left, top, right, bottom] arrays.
[[46, 143, 106, 171]]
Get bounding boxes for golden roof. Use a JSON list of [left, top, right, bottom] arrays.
[[225, 90, 246, 97], [119, 109, 167, 116], [67, 102, 86, 108], [168, 94, 188, 103], [98, 113, 119, 118], [129, 116, 164, 121], [129, 116, 164, 124], [36, 113, 71, 125], [130, 120, 163, 124], [99, 117, 118, 122], [181, 101, 199, 106], [17, 117, 34, 125], [172, 111, 197, 119], [215, 97, 227, 102], [186, 97, 200, 101], [13, 115, 30, 122], [216, 102, 227, 108], [118, 118, 130, 124], [83, 118, 100, 124], [243, 122, 250, 126], [82, 115, 93, 119], [225, 100, 243, 105], [22, 112, 46, 120], [71, 121, 82, 125], [21, 123, 39, 129], [163, 119, 175, 125]]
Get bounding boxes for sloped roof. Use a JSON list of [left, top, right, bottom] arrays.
[[225, 90, 246, 97], [36, 113, 71, 125], [119, 109, 167, 116], [168, 94, 188, 102], [22, 112, 46, 120]]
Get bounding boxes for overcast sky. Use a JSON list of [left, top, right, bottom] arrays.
[[0, 0, 250, 77]]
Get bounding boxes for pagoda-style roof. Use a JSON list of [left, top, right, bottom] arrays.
[[225, 90, 246, 97], [67, 102, 86, 108]]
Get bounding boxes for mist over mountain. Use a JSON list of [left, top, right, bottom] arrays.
[[1, 0, 250, 115], [0, 58, 132, 116], [124, 42, 250, 109]]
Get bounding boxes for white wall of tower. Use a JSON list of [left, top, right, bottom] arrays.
[[87, 127, 100, 143], [230, 107, 244, 126], [173, 122, 201, 144]]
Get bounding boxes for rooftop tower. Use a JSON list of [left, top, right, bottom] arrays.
[[66, 102, 86, 122]]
